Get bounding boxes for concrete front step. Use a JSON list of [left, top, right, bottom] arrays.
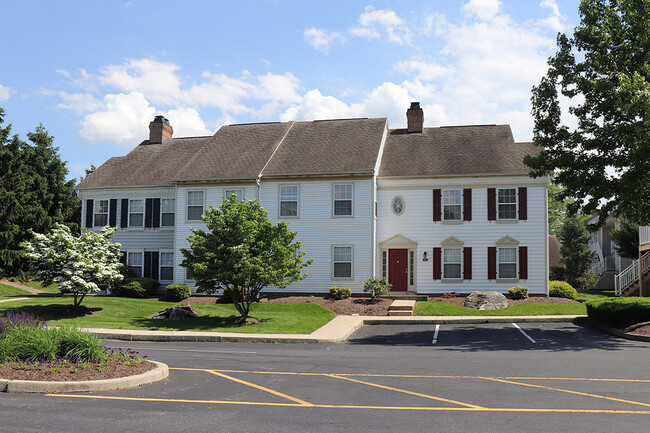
[[388, 300, 416, 316]]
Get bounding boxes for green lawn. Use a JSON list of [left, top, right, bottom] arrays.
[[0, 283, 31, 297], [415, 301, 587, 316], [576, 290, 616, 302], [0, 297, 335, 334]]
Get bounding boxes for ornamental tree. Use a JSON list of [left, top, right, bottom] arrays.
[[525, 0, 650, 225], [181, 195, 312, 323], [22, 224, 123, 307], [556, 214, 597, 290]]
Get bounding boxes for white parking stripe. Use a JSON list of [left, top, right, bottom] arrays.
[[512, 323, 536, 343], [432, 324, 440, 344]]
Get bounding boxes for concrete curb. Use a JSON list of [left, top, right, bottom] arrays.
[[587, 320, 650, 343], [83, 315, 587, 344], [0, 360, 168, 393]]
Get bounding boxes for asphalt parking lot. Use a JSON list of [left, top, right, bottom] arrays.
[[3, 322, 650, 432]]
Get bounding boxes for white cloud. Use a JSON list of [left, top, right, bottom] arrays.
[[98, 59, 183, 105], [394, 60, 450, 81], [255, 72, 301, 103], [0, 84, 14, 101], [539, 0, 565, 32], [303, 28, 344, 53], [78, 92, 156, 146], [350, 6, 411, 45], [56, 92, 101, 114], [281, 89, 358, 121], [462, 0, 501, 21], [162, 107, 212, 137]]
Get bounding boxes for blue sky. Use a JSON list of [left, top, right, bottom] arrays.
[[0, 0, 580, 180]]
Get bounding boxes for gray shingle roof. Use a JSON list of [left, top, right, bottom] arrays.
[[261, 118, 388, 177], [76, 137, 211, 188], [378, 125, 536, 178]]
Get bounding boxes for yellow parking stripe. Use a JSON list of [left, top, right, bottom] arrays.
[[207, 370, 313, 406], [327, 374, 484, 409], [482, 377, 650, 408], [170, 368, 650, 383], [46, 394, 650, 414]]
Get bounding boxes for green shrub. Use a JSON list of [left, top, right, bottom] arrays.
[[586, 298, 650, 328], [508, 285, 529, 300], [166, 284, 191, 301], [363, 277, 392, 300], [329, 286, 351, 300], [113, 281, 146, 298], [549, 281, 578, 300], [128, 277, 160, 294], [0, 326, 104, 362]]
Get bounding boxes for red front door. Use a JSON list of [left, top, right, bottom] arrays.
[[388, 249, 408, 291]]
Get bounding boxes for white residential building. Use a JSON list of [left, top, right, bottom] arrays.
[[76, 103, 549, 295]]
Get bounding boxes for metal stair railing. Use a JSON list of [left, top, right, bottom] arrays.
[[615, 251, 650, 295]]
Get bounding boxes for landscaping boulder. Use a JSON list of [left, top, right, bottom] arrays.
[[463, 291, 508, 310], [152, 305, 199, 320]]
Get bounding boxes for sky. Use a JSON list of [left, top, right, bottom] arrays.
[[0, 0, 581, 180]]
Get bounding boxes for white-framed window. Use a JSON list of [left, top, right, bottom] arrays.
[[185, 267, 195, 281], [159, 252, 174, 281], [224, 189, 244, 202], [279, 185, 299, 217], [497, 188, 517, 220], [392, 196, 405, 216], [333, 245, 353, 278], [498, 247, 518, 279], [443, 248, 462, 279], [127, 252, 143, 277], [333, 184, 353, 216], [443, 189, 462, 221], [94, 199, 109, 227], [161, 199, 175, 227], [382, 251, 387, 278], [128, 199, 144, 227], [187, 191, 204, 221]]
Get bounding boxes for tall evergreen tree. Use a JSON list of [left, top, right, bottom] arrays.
[[609, 220, 639, 259], [0, 108, 81, 277], [556, 214, 598, 290]]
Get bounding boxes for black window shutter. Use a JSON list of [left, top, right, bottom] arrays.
[[463, 247, 472, 280], [153, 198, 161, 228], [109, 199, 117, 226], [119, 252, 127, 265], [151, 252, 159, 281], [432, 189, 442, 221], [463, 188, 472, 221], [518, 187, 528, 220], [144, 252, 152, 278], [487, 188, 496, 221], [120, 199, 129, 228], [85, 200, 94, 228], [145, 198, 153, 228]]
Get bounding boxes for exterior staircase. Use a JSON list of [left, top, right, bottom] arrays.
[[388, 300, 416, 316], [614, 251, 650, 296]]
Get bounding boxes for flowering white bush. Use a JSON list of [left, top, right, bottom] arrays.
[[22, 224, 123, 307]]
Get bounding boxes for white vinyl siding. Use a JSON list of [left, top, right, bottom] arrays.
[[279, 185, 299, 217], [94, 200, 109, 227], [333, 246, 353, 278], [443, 189, 462, 221], [333, 184, 353, 216], [497, 188, 517, 220], [161, 199, 175, 227], [129, 199, 144, 227], [187, 191, 204, 221]]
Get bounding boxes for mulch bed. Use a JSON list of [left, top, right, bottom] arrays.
[[180, 294, 578, 317], [622, 321, 650, 337], [0, 360, 157, 382]]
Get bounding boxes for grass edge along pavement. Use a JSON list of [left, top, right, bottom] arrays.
[[0, 297, 336, 335]]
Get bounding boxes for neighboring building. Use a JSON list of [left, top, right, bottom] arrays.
[[586, 215, 634, 290], [615, 225, 650, 296], [76, 103, 549, 295]]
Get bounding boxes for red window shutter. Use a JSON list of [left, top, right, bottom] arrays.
[[518, 187, 527, 220], [519, 246, 528, 279], [488, 247, 497, 280], [487, 188, 496, 221], [433, 189, 442, 221], [433, 247, 442, 279], [463, 188, 472, 221], [463, 247, 472, 280]]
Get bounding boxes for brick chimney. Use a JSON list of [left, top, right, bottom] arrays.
[[149, 115, 173, 143], [406, 102, 424, 133]]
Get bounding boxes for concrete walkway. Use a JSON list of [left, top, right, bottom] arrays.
[[82, 314, 587, 344], [0, 279, 49, 295]]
